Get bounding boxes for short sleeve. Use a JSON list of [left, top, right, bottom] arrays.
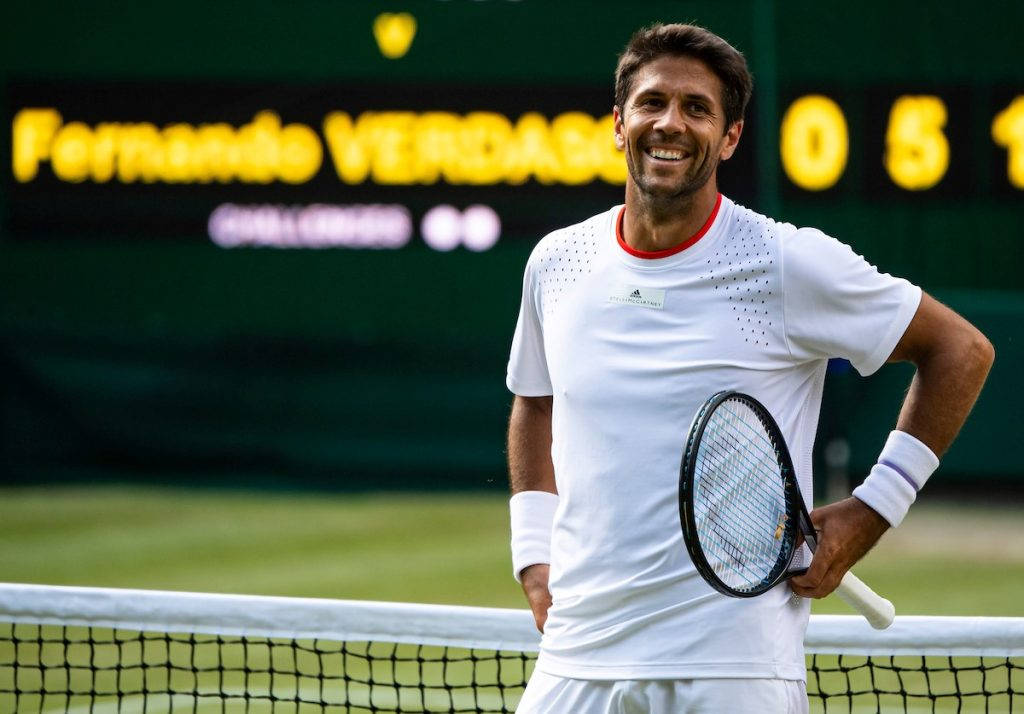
[[782, 228, 921, 376], [506, 256, 553, 396]]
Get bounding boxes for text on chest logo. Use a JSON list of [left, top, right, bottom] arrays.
[[607, 285, 667, 309]]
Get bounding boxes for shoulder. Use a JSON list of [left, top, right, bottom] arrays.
[[781, 225, 867, 281], [722, 198, 857, 273], [525, 207, 615, 273], [722, 199, 800, 245]]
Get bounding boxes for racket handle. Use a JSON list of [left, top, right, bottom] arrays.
[[835, 572, 895, 630]]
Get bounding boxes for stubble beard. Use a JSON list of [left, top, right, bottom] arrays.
[[626, 145, 719, 219]]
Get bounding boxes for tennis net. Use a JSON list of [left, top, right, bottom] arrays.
[[1, 584, 1021, 713]]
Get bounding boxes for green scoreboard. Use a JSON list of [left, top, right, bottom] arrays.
[[2, 1, 1021, 487]]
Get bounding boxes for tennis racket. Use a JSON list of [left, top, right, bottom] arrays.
[[679, 390, 895, 630]]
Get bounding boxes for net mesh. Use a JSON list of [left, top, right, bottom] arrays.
[[0, 624, 531, 713], [807, 654, 1022, 713], [2, 585, 1022, 713]]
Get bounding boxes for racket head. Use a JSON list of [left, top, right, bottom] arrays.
[[679, 391, 802, 597]]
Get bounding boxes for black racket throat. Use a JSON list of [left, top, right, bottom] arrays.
[[679, 391, 809, 598]]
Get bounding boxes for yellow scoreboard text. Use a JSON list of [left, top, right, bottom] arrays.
[[11, 94, 1024, 190], [12, 109, 625, 187]]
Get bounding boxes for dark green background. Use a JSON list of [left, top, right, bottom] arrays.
[[2, 1, 1021, 489]]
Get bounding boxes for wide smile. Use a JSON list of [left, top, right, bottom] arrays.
[[643, 145, 691, 163]]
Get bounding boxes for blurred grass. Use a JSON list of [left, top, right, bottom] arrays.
[[0, 486, 522, 607], [1, 485, 1022, 616], [813, 502, 1024, 617]]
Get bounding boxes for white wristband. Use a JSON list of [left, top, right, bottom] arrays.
[[852, 430, 939, 527], [510, 490, 558, 583]]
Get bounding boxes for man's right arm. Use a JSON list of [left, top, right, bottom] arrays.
[[507, 394, 556, 632]]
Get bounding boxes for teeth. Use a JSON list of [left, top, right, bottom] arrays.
[[649, 147, 683, 160]]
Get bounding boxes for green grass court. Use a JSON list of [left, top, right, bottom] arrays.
[[1, 485, 1021, 616], [1, 485, 1022, 713]]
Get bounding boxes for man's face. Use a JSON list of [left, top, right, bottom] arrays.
[[614, 55, 742, 202]]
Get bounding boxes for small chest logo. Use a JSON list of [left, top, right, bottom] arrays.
[[607, 284, 666, 309]]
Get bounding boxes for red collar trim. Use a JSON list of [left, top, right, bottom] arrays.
[[616, 193, 722, 259]]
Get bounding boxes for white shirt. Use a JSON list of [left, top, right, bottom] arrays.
[[506, 195, 921, 680]]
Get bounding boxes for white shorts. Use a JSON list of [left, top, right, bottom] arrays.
[[516, 670, 809, 714]]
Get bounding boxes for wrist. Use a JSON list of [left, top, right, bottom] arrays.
[[852, 430, 939, 527], [519, 563, 550, 591], [509, 490, 558, 582]]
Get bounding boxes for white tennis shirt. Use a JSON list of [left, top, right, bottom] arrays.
[[506, 195, 921, 680]]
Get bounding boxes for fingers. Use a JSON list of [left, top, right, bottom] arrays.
[[790, 517, 835, 598], [520, 564, 552, 632], [530, 593, 552, 632], [790, 512, 847, 594], [791, 498, 889, 599], [533, 609, 548, 632], [790, 522, 845, 598], [789, 549, 845, 598]]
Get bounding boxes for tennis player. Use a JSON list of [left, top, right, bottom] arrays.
[[506, 23, 993, 713]]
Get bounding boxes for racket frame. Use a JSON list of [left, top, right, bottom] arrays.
[[679, 390, 805, 598]]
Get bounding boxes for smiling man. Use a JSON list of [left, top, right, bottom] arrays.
[[506, 23, 992, 713], [616, 53, 741, 242]]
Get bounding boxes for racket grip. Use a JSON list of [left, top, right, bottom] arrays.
[[835, 572, 895, 630]]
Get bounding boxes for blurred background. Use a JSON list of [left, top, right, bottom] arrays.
[[1, 1, 1021, 613]]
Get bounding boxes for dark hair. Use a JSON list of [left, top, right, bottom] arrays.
[[614, 23, 753, 130]]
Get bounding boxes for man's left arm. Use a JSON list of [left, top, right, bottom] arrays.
[[790, 292, 994, 599]]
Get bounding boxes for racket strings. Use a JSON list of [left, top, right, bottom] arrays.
[[693, 400, 793, 592], [697, 455, 782, 586]]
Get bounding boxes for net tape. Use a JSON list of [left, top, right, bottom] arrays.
[[2, 584, 1022, 713]]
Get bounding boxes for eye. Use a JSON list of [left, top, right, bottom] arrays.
[[689, 102, 708, 115]]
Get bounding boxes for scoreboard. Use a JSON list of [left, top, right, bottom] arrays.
[[4, 1, 1022, 288], [6, 81, 629, 248], [1, 0, 1021, 486], [6, 80, 1022, 254]]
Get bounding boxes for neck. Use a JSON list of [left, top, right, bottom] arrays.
[[621, 181, 720, 253]]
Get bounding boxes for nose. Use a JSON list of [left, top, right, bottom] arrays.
[[652, 100, 687, 136]]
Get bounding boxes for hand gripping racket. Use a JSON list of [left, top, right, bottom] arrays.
[[679, 391, 895, 630]]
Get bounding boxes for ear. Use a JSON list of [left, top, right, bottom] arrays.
[[719, 119, 743, 160], [613, 106, 625, 152]]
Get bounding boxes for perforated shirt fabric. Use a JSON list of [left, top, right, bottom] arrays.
[[506, 196, 921, 680]]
